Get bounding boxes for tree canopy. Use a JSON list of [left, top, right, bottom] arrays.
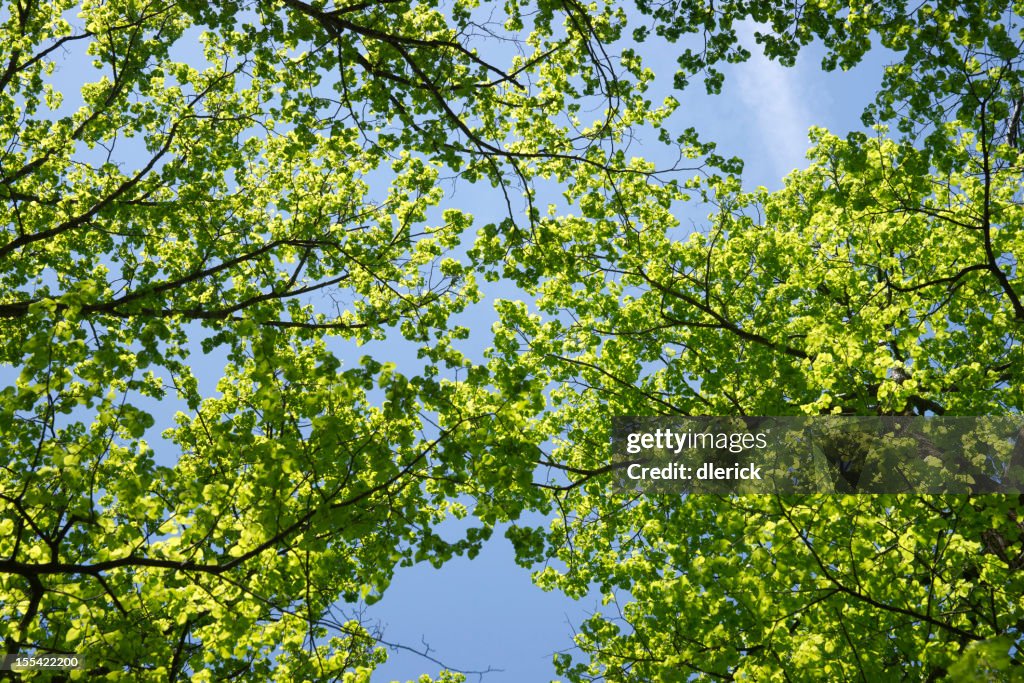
[[0, 0, 1022, 680]]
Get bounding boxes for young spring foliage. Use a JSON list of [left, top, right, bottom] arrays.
[[0, 0, 678, 679], [2, 0, 1023, 680], [480, 1, 1024, 679]]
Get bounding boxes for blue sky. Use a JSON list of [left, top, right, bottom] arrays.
[[365, 23, 892, 683]]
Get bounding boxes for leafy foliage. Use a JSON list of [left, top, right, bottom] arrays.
[[0, 0, 672, 678], [481, 1, 1024, 680], [1, 0, 1023, 680]]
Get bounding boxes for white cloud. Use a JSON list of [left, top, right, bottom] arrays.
[[732, 25, 816, 180]]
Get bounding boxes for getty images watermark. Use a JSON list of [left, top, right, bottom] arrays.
[[612, 416, 1024, 494]]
